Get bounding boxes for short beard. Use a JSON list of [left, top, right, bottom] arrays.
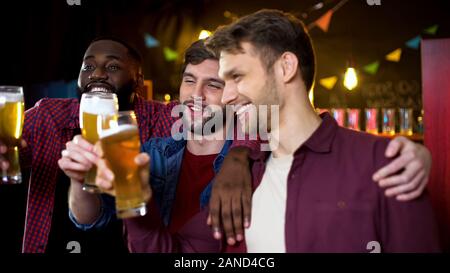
[[182, 105, 226, 136]]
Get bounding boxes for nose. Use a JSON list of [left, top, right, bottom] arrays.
[[88, 67, 108, 81], [221, 82, 238, 105], [191, 83, 205, 100]]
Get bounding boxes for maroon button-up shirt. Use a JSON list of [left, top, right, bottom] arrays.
[[125, 113, 440, 253]]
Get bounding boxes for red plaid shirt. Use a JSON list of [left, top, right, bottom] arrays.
[[20, 95, 259, 253]]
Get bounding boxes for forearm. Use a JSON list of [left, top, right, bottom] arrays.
[[68, 180, 102, 225]]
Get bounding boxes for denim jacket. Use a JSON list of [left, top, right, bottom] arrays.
[[69, 137, 232, 230]]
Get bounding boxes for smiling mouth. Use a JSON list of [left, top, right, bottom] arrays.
[[86, 83, 114, 93], [234, 103, 253, 116], [184, 101, 209, 113]]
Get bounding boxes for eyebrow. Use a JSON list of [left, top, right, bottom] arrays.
[[83, 55, 122, 61], [222, 68, 238, 80], [183, 72, 225, 85]]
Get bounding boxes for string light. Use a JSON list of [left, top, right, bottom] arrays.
[[343, 67, 358, 91]]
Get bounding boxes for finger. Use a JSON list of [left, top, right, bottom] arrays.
[[207, 214, 212, 226], [58, 157, 91, 172], [61, 148, 94, 169], [377, 160, 422, 188], [135, 153, 150, 166], [95, 161, 114, 190], [385, 136, 408, 157], [231, 195, 243, 242], [220, 196, 236, 245], [66, 142, 98, 163], [242, 186, 252, 229], [73, 135, 94, 152], [384, 170, 425, 197], [373, 151, 416, 181], [20, 139, 27, 148], [137, 154, 151, 202], [97, 176, 114, 190], [0, 145, 6, 154], [208, 192, 222, 240], [93, 142, 104, 157], [63, 170, 85, 182], [96, 158, 114, 182], [396, 177, 428, 201]]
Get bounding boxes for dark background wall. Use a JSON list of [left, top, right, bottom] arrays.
[[0, 0, 449, 105]]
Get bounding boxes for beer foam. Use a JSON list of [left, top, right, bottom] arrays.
[[80, 97, 118, 115], [99, 124, 138, 139], [0, 92, 23, 103]]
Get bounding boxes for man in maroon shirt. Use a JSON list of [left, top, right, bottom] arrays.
[[206, 9, 440, 252]]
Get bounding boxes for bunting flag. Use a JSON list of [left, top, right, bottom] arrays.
[[385, 48, 402, 62], [144, 33, 159, 48], [406, 36, 421, 49], [363, 61, 380, 75], [315, 10, 333, 32], [424, 24, 439, 35], [319, 76, 338, 90], [163, 47, 178, 61]]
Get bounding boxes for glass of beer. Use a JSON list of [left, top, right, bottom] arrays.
[[399, 108, 413, 136], [80, 92, 118, 193], [382, 108, 396, 136], [99, 111, 150, 219], [0, 86, 25, 184]]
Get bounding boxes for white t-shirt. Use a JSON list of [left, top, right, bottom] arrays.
[[245, 153, 294, 253]]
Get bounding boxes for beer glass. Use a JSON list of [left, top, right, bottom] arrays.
[[399, 108, 413, 136], [0, 86, 24, 184], [382, 108, 396, 135], [330, 108, 345, 127], [99, 111, 150, 219], [365, 108, 378, 134], [346, 108, 360, 131], [80, 92, 118, 193]]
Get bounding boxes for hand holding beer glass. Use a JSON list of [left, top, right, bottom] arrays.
[[79, 92, 118, 192], [0, 86, 24, 184], [97, 111, 151, 218]]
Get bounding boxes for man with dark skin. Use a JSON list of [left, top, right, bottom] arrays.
[[0, 37, 257, 253]]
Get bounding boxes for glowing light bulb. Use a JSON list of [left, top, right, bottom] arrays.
[[344, 67, 358, 91]]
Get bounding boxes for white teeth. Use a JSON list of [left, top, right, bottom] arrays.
[[236, 104, 252, 116], [190, 105, 202, 112], [90, 87, 109, 92]]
